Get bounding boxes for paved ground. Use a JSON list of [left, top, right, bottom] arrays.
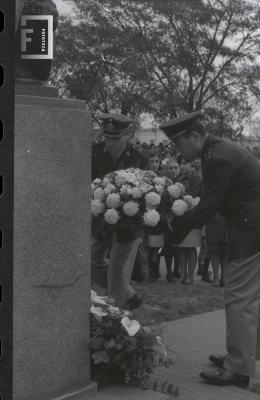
[[96, 310, 260, 399], [153, 310, 260, 399], [94, 385, 169, 400], [94, 259, 260, 399]]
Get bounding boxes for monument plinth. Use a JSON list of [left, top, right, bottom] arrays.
[[13, 84, 96, 400]]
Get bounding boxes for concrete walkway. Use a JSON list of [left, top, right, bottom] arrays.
[[96, 310, 260, 399], [153, 310, 260, 399]]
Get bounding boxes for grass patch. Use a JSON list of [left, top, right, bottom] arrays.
[[132, 279, 224, 326], [92, 275, 224, 326]]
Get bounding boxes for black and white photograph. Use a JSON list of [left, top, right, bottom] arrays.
[[2, 0, 260, 398]]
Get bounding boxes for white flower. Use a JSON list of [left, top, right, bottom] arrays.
[[131, 187, 143, 199], [167, 184, 183, 199], [172, 199, 188, 216], [91, 200, 105, 217], [122, 310, 132, 317], [145, 192, 161, 207], [90, 305, 108, 321], [139, 183, 153, 193], [121, 317, 141, 336], [123, 201, 139, 217], [154, 177, 166, 186], [183, 195, 195, 209], [91, 290, 111, 306], [175, 182, 186, 195], [115, 175, 127, 187], [154, 336, 168, 362], [126, 173, 137, 183], [133, 168, 145, 181], [93, 178, 101, 186], [107, 306, 121, 314], [144, 170, 157, 180], [121, 171, 135, 183], [104, 183, 116, 195], [106, 193, 121, 209], [107, 306, 123, 317], [155, 184, 164, 194], [193, 197, 200, 206], [104, 209, 120, 225], [115, 171, 136, 186], [103, 177, 111, 185], [120, 184, 133, 195], [94, 187, 105, 201], [143, 209, 160, 227]]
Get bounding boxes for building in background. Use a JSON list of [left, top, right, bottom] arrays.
[[133, 127, 168, 146]]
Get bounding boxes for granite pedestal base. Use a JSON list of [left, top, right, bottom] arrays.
[[13, 92, 96, 400]]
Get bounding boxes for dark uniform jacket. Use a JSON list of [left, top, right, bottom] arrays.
[[170, 134, 260, 261], [92, 141, 149, 180], [179, 171, 202, 198]]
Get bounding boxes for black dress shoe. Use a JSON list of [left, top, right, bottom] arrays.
[[209, 354, 225, 368], [199, 368, 249, 389], [201, 275, 212, 283], [124, 294, 142, 310], [166, 274, 176, 283], [148, 276, 159, 283]]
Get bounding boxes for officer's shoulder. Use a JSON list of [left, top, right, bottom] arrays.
[[203, 135, 235, 163]]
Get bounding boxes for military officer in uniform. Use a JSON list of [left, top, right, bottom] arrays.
[[160, 111, 260, 388], [92, 113, 148, 180], [91, 113, 149, 309]]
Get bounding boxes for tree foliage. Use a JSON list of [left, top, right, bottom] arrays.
[[52, 0, 260, 137]]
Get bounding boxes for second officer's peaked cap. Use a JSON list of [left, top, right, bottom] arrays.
[[100, 113, 135, 138], [159, 111, 203, 140]]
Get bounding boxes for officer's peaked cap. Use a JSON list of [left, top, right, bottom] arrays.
[[159, 111, 203, 140], [100, 113, 135, 138]]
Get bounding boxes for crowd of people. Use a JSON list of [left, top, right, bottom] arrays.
[[91, 111, 260, 389], [91, 114, 227, 313], [134, 147, 227, 287]]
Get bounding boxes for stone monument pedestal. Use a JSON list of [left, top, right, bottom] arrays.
[[13, 87, 96, 400]]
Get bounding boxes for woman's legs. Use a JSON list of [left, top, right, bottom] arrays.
[[172, 247, 180, 278], [178, 248, 188, 283], [220, 251, 228, 286], [187, 247, 197, 283], [163, 245, 173, 276], [210, 253, 220, 284], [148, 247, 160, 280]]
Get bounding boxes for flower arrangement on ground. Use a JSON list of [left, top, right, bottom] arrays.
[[90, 290, 170, 388]]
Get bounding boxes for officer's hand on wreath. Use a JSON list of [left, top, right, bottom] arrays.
[[166, 212, 176, 228], [165, 215, 182, 245]]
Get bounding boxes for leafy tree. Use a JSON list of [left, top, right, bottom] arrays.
[[52, 0, 260, 137]]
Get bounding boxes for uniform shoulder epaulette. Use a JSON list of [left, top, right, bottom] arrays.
[[203, 146, 215, 161], [202, 139, 217, 162]]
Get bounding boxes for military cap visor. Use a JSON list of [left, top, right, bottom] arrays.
[[159, 111, 203, 141], [100, 113, 135, 138]]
